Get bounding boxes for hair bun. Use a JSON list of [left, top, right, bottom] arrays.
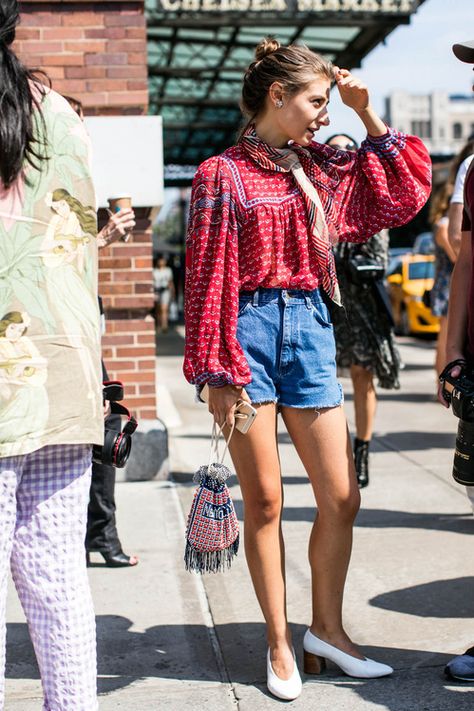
[[255, 37, 280, 62]]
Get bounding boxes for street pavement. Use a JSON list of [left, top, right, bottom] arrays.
[[5, 329, 474, 710]]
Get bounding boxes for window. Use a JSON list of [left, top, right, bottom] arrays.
[[408, 261, 435, 280], [453, 123, 463, 139], [410, 120, 432, 138]]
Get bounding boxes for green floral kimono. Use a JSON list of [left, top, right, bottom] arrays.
[[0, 88, 103, 457]]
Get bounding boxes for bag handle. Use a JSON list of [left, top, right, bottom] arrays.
[[208, 420, 236, 468]]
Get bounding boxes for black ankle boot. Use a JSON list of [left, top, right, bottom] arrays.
[[354, 438, 370, 489]]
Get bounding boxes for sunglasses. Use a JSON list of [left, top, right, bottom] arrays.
[[328, 141, 357, 152]]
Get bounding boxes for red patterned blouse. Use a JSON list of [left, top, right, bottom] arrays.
[[183, 128, 431, 387]]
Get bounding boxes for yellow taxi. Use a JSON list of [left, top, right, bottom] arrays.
[[386, 254, 440, 336]]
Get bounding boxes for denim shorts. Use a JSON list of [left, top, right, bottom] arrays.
[[237, 288, 343, 409]]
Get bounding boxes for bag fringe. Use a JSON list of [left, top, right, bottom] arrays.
[[184, 536, 239, 574]]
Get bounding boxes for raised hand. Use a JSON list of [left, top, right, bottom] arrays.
[[333, 67, 369, 113], [333, 66, 386, 137]]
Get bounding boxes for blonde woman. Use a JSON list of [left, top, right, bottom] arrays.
[[184, 38, 431, 700]]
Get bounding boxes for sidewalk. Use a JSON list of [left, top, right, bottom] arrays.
[[5, 330, 474, 710]]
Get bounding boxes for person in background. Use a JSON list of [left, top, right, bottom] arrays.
[[439, 38, 474, 684], [0, 4, 102, 707], [448, 134, 474, 257], [429, 140, 474, 380], [326, 133, 401, 489], [184, 37, 431, 700], [153, 253, 175, 333], [64, 95, 138, 568], [444, 136, 474, 514], [430, 184, 456, 379]]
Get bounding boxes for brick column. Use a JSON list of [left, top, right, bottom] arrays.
[[17, 1, 158, 424]]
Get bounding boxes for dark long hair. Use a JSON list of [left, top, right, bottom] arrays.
[[0, 1, 48, 188]]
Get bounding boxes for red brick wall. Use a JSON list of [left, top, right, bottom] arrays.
[[98, 208, 156, 420], [17, 1, 148, 114], [17, 1, 157, 422]]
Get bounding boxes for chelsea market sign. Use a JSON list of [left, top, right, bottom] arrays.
[[158, 0, 417, 12]]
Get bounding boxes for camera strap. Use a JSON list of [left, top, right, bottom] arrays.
[[439, 358, 467, 384]]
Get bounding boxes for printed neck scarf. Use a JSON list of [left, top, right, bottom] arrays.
[[240, 124, 341, 305]]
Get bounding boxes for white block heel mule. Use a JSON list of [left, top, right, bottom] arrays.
[[303, 630, 393, 679], [266, 648, 303, 700]]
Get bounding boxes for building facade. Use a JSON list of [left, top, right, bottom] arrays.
[[385, 90, 474, 155]]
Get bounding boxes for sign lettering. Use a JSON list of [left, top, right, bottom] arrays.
[[158, 0, 416, 12]]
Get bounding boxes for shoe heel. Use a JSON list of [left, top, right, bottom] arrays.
[[304, 650, 326, 675]]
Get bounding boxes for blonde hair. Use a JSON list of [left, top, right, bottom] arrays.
[[429, 182, 451, 226], [0, 311, 26, 338], [241, 37, 334, 122], [51, 188, 96, 237]]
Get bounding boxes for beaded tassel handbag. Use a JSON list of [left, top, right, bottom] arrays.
[[184, 422, 239, 574]]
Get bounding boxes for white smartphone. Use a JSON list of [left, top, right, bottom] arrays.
[[200, 384, 257, 434]]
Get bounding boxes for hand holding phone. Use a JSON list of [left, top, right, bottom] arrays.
[[200, 384, 257, 434], [233, 399, 257, 434]]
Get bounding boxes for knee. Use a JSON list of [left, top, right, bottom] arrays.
[[321, 488, 360, 525], [244, 490, 282, 528], [351, 365, 373, 388]]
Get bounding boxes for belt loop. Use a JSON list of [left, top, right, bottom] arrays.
[[252, 289, 259, 306], [305, 293, 312, 309]]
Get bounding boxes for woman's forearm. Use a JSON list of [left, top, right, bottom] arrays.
[[448, 203, 464, 257], [435, 222, 457, 263], [356, 106, 387, 138]]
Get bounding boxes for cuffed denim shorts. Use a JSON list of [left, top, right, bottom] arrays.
[[237, 288, 343, 409]]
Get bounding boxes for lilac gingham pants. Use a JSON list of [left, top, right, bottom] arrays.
[[0, 444, 98, 711]]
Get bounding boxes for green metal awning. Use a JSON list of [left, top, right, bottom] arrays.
[[145, 0, 426, 182]]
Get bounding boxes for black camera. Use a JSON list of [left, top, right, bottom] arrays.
[[92, 381, 138, 468], [440, 360, 474, 486]]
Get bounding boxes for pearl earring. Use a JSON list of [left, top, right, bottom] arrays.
[[275, 100, 283, 109]]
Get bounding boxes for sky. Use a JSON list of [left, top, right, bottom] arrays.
[[318, 0, 474, 143]]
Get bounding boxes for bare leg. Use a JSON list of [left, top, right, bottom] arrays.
[[435, 316, 448, 377], [281, 405, 362, 657], [161, 303, 169, 331], [227, 404, 294, 679], [155, 302, 162, 330], [350, 364, 377, 441]]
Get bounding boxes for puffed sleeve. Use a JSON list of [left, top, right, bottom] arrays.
[[309, 128, 432, 243], [183, 156, 252, 387]]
